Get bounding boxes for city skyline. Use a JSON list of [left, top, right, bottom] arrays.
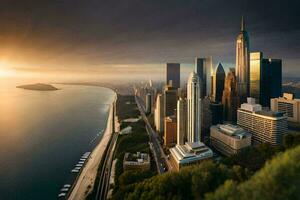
[[0, 0, 299, 82]]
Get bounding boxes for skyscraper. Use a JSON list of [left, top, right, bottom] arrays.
[[222, 68, 240, 122], [145, 93, 152, 114], [195, 57, 212, 98], [236, 16, 250, 103], [250, 52, 282, 107], [164, 85, 178, 117], [201, 96, 212, 142], [164, 116, 177, 147], [261, 58, 282, 107], [166, 63, 180, 88], [154, 94, 164, 133], [212, 63, 225, 102], [177, 98, 187, 145], [187, 72, 201, 142]]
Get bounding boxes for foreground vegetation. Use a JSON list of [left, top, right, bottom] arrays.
[[113, 133, 300, 200]]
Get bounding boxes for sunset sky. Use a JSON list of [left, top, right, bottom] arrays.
[[0, 0, 299, 82]]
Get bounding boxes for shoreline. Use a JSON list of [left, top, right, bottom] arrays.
[[68, 94, 116, 200]]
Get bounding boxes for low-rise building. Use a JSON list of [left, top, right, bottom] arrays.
[[123, 152, 150, 171], [271, 93, 300, 123], [210, 124, 251, 156], [238, 98, 287, 146], [169, 142, 213, 171]]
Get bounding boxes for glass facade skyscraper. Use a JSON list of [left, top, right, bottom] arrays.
[[166, 63, 180, 89]]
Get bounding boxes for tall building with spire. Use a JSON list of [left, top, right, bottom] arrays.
[[236, 16, 250, 103], [222, 68, 240, 122], [187, 72, 201, 142]]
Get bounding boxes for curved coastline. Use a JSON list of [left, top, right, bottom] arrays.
[[68, 91, 117, 200]]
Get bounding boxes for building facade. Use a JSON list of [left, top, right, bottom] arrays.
[[177, 98, 187, 145], [222, 68, 240, 122], [145, 93, 152, 114], [236, 17, 250, 103], [164, 116, 177, 146], [195, 57, 212, 98], [250, 52, 283, 107], [187, 72, 201, 142], [154, 94, 164, 133], [166, 63, 180, 88], [164, 85, 178, 117], [210, 124, 251, 156], [237, 98, 287, 146], [271, 93, 300, 123]]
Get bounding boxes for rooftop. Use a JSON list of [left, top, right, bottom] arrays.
[[213, 124, 251, 139]]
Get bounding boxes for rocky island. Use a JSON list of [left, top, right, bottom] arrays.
[[17, 83, 58, 91]]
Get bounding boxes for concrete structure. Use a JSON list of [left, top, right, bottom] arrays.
[[169, 142, 213, 171], [187, 72, 201, 142], [164, 116, 177, 146], [237, 98, 287, 146], [236, 16, 250, 103], [250, 52, 283, 107], [195, 57, 212, 98], [166, 63, 180, 88], [271, 93, 300, 123], [123, 152, 150, 171], [222, 68, 240, 122], [164, 85, 178, 117], [145, 93, 152, 114], [154, 94, 164, 133], [211, 63, 225, 102], [210, 124, 251, 156], [177, 98, 187, 145]]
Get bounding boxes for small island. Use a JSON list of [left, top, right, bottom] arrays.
[[17, 83, 58, 91]]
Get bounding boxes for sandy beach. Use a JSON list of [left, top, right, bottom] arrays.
[[68, 98, 115, 200]]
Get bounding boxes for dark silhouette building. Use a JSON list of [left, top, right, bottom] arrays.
[[212, 63, 225, 102]]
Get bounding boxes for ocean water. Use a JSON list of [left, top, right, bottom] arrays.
[[0, 83, 115, 199]]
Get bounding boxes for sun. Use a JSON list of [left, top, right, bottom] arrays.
[[0, 61, 16, 77]]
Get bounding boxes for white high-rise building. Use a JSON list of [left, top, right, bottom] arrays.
[[154, 94, 164, 133], [187, 72, 201, 142], [238, 98, 287, 146]]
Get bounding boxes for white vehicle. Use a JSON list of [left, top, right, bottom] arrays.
[[63, 184, 71, 188], [71, 169, 79, 173], [58, 193, 66, 197], [61, 188, 69, 192], [74, 167, 81, 170], [78, 161, 84, 164], [76, 164, 83, 167]]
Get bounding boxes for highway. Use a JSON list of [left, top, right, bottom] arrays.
[[95, 132, 118, 200], [135, 95, 174, 173]]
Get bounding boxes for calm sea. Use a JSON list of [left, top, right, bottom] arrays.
[[0, 82, 115, 199]]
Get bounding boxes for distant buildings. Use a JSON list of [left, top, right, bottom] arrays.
[[236, 17, 250, 103], [154, 94, 164, 133], [169, 142, 213, 171], [145, 93, 152, 114], [211, 63, 225, 103], [187, 72, 201, 142], [123, 152, 150, 171], [164, 116, 177, 146], [250, 52, 283, 107], [210, 124, 251, 156], [166, 63, 180, 88], [177, 98, 187, 145], [237, 98, 287, 146], [271, 93, 300, 123], [222, 68, 239, 122], [195, 57, 212, 98], [164, 85, 178, 117]]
